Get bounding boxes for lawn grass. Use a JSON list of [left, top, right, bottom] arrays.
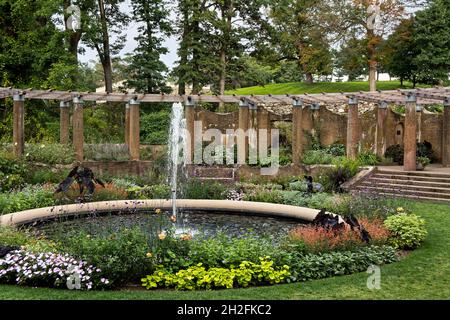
[[0, 201, 449, 300], [226, 81, 423, 95]]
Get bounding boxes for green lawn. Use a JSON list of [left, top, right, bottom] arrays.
[[0, 201, 449, 300], [226, 81, 422, 95]]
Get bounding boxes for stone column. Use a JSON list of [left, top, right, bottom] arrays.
[[442, 98, 450, 166], [72, 97, 84, 162], [292, 98, 303, 165], [125, 103, 130, 147], [403, 94, 417, 171], [129, 98, 141, 161], [346, 97, 360, 160], [416, 104, 423, 142], [185, 97, 196, 164], [238, 99, 249, 164], [375, 101, 388, 158], [59, 101, 70, 145], [13, 94, 25, 157]]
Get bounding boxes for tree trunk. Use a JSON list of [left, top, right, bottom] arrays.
[[305, 72, 313, 84], [98, 0, 113, 93], [218, 1, 232, 112], [367, 30, 377, 92]]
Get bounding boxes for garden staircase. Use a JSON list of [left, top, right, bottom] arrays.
[[350, 168, 450, 204]]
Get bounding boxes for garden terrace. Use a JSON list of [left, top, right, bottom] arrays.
[[2, 86, 450, 172]]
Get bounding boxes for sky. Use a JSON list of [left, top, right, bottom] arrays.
[[78, 0, 179, 70]]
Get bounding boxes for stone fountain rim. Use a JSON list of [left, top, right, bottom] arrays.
[[0, 199, 337, 227]]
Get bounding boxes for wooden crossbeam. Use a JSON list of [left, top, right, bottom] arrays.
[[1, 86, 450, 106]]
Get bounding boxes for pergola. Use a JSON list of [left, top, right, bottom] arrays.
[[1, 86, 450, 171]]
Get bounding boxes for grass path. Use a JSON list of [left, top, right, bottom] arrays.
[[0, 202, 449, 300], [226, 81, 422, 95]]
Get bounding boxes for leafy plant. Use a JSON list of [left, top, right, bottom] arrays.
[[142, 257, 291, 290], [24, 144, 75, 165], [59, 228, 153, 286], [183, 179, 228, 200], [0, 185, 55, 214], [0, 151, 29, 192], [358, 151, 380, 166], [384, 214, 427, 250], [385, 144, 404, 164], [416, 156, 430, 168]]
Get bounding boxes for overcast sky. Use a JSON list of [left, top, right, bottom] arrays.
[[78, 0, 179, 69]]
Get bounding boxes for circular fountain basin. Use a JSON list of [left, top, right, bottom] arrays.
[[0, 200, 324, 227]]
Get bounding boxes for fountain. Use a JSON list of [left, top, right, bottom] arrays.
[[167, 102, 188, 224]]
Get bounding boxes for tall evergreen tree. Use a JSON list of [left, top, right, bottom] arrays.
[[125, 0, 172, 93], [412, 0, 450, 84]]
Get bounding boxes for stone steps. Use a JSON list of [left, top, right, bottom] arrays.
[[351, 168, 450, 204]]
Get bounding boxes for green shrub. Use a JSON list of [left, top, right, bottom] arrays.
[[84, 144, 129, 161], [358, 151, 380, 166], [285, 246, 397, 282], [325, 143, 346, 156], [302, 149, 335, 165], [243, 189, 284, 203], [316, 157, 360, 193], [141, 111, 171, 145], [0, 226, 30, 246], [384, 214, 427, 250], [29, 168, 70, 184], [0, 185, 55, 214], [142, 257, 291, 290], [0, 151, 29, 192], [60, 228, 153, 286], [127, 184, 171, 199], [385, 144, 404, 164], [24, 144, 75, 165], [416, 156, 431, 168], [385, 141, 436, 164], [188, 234, 285, 268], [183, 179, 228, 200]]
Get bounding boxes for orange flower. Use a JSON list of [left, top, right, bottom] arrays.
[[170, 215, 177, 223]]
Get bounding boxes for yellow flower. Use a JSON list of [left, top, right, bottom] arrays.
[[180, 233, 192, 241], [158, 232, 167, 240], [397, 207, 404, 212], [170, 215, 177, 223], [155, 209, 162, 215], [146, 252, 153, 258]]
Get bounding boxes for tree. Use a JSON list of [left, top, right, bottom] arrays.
[[125, 0, 172, 94], [335, 35, 368, 81], [383, 18, 419, 86], [344, 0, 422, 91], [267, 0, 337, 84], [412, 0, 450, 84], [82, 0, 129, 93]]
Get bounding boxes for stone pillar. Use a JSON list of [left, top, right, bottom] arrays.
[[442, 98, 450, 166], [125, 103, 130, 147], [416, 104, 423, 142], [238, 99, 249, 164], [257, 106, 271, 137], [404, 94, 417, 171], [72, 97, 84, 162], [13, 94, 25, 157], [292, 98, 303, 165], [129, 98, 141, 161], [59, 101, 70, 145], [185, 97, 195, 164], [375, 101, 388, 158], [346, 97, 360, 160]]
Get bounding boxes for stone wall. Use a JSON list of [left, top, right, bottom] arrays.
[[191, 104, 444, 160]]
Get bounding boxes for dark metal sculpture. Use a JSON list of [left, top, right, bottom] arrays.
[[55, 166, 105, 202], [304, 175, 323, 194], [313, 209, 372, 244]]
